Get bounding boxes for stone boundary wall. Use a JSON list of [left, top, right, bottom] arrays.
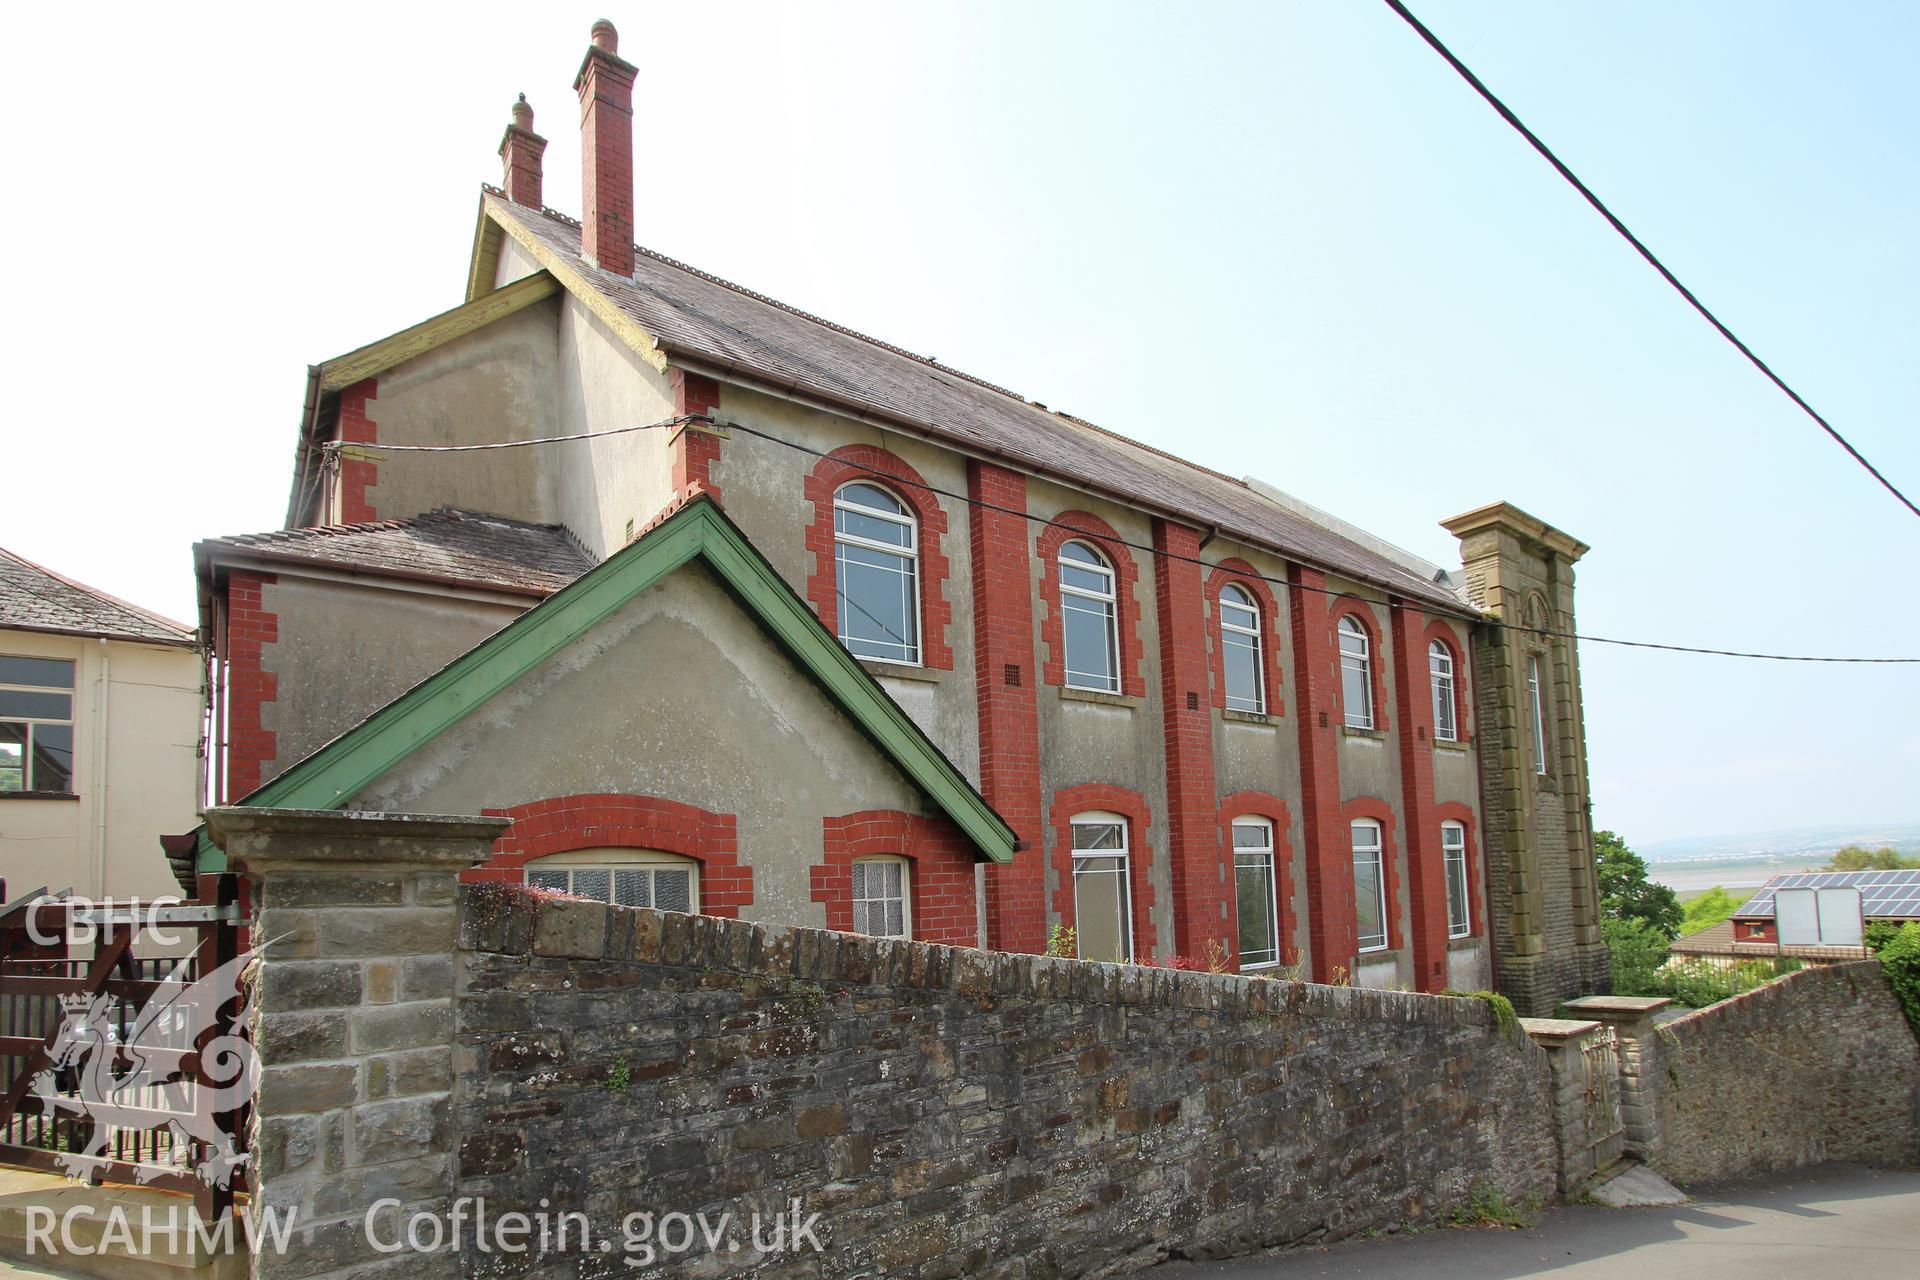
[[1647, 961, 1920, 1185], [456, 886, 1557, 1279]]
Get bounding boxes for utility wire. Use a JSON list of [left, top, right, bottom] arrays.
[[1380, 0, 1920, 521], [322, 419, 1920, 664]]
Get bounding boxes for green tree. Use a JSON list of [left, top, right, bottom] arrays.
[[1595, 830, 1683, 939], [1681, 885, 1743, 935], [1824, 844, 1920, 871]]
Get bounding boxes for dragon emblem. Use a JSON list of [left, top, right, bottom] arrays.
[[30, 947, 260, 1191]]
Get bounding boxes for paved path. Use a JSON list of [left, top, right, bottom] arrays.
[[1156, 1165, 1920, 1280]]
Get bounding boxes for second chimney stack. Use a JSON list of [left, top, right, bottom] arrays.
[[574, 20, 637, 277]]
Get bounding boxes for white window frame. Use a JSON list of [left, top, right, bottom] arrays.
[[1232, 817, 1280, 969], [1527, 654, 1548, 775], [1429, 641, 1457, 742], [1069, 811, 1133, 962], [851, 855, 912, 939], [0, 655, 77, 795], [1338, 615, 1374, 730], [1441, 821, 1471, 939], [1058, 541, 1121, 693], [833, 481, 922, 667], [1351, 819, 1389, 953], [1219, 584, 1266, 715], [523, 848, 701, 913]]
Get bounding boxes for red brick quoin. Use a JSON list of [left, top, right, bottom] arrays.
[[811, 811, 980, 947], [802, 443, 955, 670], [220, 571, 278, 802], [1204, 559, 1285, 717], [470, 794, 752, 916], [1037, 512, 1145, 698], [1048, 783, 1157, 962], [335, 379, 378, 524], [669, 369, 723, 502]]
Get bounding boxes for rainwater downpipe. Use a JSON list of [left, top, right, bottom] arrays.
[[93, 638, 111, 897]]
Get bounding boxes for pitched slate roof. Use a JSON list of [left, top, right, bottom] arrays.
[[199, 509, 594, 597], [192, 494, 1018, 881], [480, 192, 1471, 615], [0, 546, 195, 647]]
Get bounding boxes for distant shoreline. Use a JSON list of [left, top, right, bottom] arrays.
[[1649, 858, 1829, 895]]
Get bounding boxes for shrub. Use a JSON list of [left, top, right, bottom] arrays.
[[1865, 920, 1903, 953], [1604, 916, 1671, 996], [1879, 922, 1920, 1037], [1650, 957, 1794, 1009]]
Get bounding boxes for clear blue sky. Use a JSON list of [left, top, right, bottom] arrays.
[[3, 2, 1914, 846]]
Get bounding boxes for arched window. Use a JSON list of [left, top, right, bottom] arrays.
[[1441, 821, 1470, 938], [525, 848, 700, 913], [1219, 584, 1265, 714], [1350, 819, 1387, 952], [833, 481, 920, 665], [1070, 812, 1132, 962], [1527, 654, 1549, 775], [1232, 816, 1279, 968], [1429, 641, 1457, 742], [851, 855, 911, 939], [1058, 541, 1120, 693], [1337, 614, 1374, 729]]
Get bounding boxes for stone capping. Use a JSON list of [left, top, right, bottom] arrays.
[[1562, 995, 1672, 1020], [207, 806, 510, 872], [1658, 958, 1883, 1030], [1518, 1016, 1602, 1045], [459, 883, 1529, 1038]]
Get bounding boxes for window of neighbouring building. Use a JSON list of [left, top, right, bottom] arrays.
[[1070, 812, 1132, 962], [0, 655, 76, 794], [525, 849, 700, 912], [1233, 817, 1280, 969], [1352, 818, 1388, 952], [1338, 614, 1374, 729], [1059, 541, 1121, 693], [834, 481, 921, 665], [1442, 821, 1471, 938], [1429, 641, 1457, 742], [851, 856, 910, 939], [1219, 584, 1266, 714], [1527, 654, 1548, 775]]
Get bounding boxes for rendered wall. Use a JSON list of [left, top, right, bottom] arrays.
[[454, 888, 1559, 1278], [348, 561, 942, 931], [0, 630, 200, 903], [1647, 962, 1920, 1183]]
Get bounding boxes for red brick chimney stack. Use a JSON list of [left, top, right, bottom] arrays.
[[499, 94, 547, 209], [574, 19, 637, 277]]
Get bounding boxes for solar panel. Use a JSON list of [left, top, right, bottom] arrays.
[[1733, 868, 1920, 919]]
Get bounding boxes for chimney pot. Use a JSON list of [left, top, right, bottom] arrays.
[[591, 19, 619, 53], [511, 93, 534, 130]]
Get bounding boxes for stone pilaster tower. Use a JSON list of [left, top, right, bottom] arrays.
[[1442, 502, 1608, 1015]]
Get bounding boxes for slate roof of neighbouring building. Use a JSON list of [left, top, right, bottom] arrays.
[[482, 192, 1472, 616], [1667, 919, 1871, 962], [199, 509, 595, 597], [0, 546, 195, 647], [1734, 869, 1920, 920]]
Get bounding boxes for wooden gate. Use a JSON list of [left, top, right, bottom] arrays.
[[0, 874, 250, 1221]]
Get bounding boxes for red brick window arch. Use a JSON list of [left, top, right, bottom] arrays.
[[1341, 796, 1401, 953], [1048, 783, 1156, 962], [1204, 560, 1284, 716], [1331, 600, 1390, 733], [1218, 791, 1294, 971], [803, 445, 954, 671], [1422, 620, 1471, 744], [1038, 513, 1145, 698], [472, 794, 752, 917], [812, 811, 980, 946], [1436, 801, 1481, 939]]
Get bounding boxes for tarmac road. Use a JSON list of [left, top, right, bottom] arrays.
[[1153, 1165, 1919, 1280]]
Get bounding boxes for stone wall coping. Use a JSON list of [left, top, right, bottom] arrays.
[[207, 805, 510, 873], [1563, 995, 1672, 1018], [460, 887, 1533, 1043], [1519, 1016, 1602, 1044]]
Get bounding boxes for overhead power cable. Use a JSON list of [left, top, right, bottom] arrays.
[[321, 421, 1920, 664], [1381, 0, 1920, 521]]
